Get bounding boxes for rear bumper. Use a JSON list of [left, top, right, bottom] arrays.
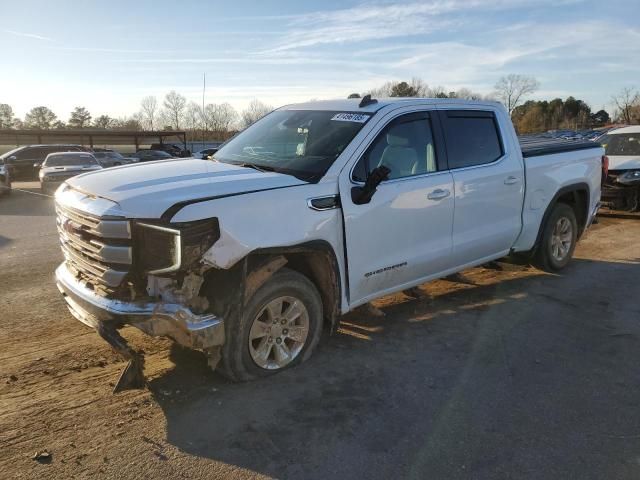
[[55, 263, 224, 350]]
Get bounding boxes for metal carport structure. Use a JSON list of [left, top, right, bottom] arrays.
[[0, 129, 187, 151]]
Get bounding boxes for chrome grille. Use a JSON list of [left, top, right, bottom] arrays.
[[56, 203, 132, 290]]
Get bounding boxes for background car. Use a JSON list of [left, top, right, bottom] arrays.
[[193, 147, 220, 159], [0, 158, 11, 197], [39, 152, 102, 194], [93, 151, 137, 168], [149, 143, 191, 157], [129, 150, 175, 162], [599, 126, 640, 210], [0, 144, 91, 180]]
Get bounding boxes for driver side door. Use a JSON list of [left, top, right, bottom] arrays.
[[339, 110, 455, 307]]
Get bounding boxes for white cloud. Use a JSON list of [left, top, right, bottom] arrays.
[[2, 29, 53, 42], [261, 0, 580, 52]]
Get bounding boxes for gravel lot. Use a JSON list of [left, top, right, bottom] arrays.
[[1, 183, 639, 479]]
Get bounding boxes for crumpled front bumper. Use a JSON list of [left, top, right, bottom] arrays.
[[55, 263, 225, 351]]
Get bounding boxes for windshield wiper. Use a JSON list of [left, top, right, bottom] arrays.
[[234, 162, 276, 173]]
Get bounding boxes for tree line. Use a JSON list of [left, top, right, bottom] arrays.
[[1, 76, 638, 136], [0, 92, 273, 140]]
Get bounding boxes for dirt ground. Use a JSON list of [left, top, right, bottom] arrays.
[[1, 183, 640, 479]]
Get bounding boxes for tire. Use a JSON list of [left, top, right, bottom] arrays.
[[533, 203, 578, 272], [219, 268, 323, 382]]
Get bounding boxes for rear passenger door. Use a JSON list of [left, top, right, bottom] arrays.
[[437, 108, 524, 266]]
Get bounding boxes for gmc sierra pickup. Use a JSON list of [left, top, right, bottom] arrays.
[[53, 97, 604, 390]]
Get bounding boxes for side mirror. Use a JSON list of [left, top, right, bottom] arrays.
[[351, 165, 391, 205], [33, 162, 42, 168]]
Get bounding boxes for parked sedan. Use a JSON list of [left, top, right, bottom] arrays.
[[39, 152, 102, 194], [93, 151, 137, 168], [130, 150, 174, 162], [0, 144, 91, 180]]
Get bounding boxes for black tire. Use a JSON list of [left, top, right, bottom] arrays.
[[219, 268, 323, 382], [533, 203, 578, 272]]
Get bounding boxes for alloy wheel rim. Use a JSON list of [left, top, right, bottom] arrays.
[[550, 216, 573, 261], [248, 296, 310, 370]]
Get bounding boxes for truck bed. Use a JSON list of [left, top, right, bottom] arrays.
[[519, 136, 600, 158]]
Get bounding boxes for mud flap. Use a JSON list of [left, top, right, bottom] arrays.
[[96, 322, 146, 393]]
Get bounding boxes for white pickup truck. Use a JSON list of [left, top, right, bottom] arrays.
[[54, 97, 604, 390]]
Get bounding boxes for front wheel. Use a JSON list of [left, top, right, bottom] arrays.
[[219, 268, 323, 381], [533, 203, 578, 272]]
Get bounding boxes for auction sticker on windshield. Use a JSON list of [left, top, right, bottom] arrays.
[[331, 113, 370, 123]]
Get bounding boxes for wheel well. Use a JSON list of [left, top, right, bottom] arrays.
[[532, 184, 590, 253], [555, 188, 588, 236], [244, 243, 341, 332]]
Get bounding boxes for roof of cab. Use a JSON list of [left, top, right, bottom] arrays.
[[278, 97, 503, 112]]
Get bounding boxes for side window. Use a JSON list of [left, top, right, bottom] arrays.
[[353, 114, 438, 182], [13, 148, 31, 160], [441, 111, 503, 169]]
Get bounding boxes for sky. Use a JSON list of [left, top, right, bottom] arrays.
[[1, 0, 639, 121]]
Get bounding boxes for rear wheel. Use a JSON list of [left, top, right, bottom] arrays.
[[219, 268, 323, 381], [533, 203, 578, 272]]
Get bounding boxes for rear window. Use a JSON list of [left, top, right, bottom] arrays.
[[44, 154, 98, 167], [440, 111, 504, 169], [602, 133, 640, 156]]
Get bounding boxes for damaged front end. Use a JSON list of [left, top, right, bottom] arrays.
[[602, 170, 640, 211], [54, 187, 225, 392]]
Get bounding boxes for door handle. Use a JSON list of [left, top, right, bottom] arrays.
[[427, 188, 450, 200], [504, 176, 519, 185]]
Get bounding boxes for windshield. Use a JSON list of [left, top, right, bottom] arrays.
[[214, 110, 372, 181], [601, 133, 640, 156], [44, 154, 98, 167]]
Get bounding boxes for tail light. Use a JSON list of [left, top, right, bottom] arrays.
[[602, 155, 609, 184]]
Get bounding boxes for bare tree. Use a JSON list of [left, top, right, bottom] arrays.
[[612, 87, 640, 124], [205, 103, 239, 133], [240, 100, 272, 128], [163, 90, 187, 130], [24, 106, 57, 129], [451, 88, 484, 100], [427, 85, 449, 98], [494, 74, 540, 114], [184, 102, 203, 132], [0, 104, 15, 129], [140, 96, 158, 130], [369, 78, 428, 98]]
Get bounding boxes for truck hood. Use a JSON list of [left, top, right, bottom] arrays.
[[65, 158, 307, 219], [608, 155, 640, 171]]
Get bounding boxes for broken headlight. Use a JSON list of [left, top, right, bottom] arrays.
[[617, 170, 640, 185], [134, 218, 220, 274]]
